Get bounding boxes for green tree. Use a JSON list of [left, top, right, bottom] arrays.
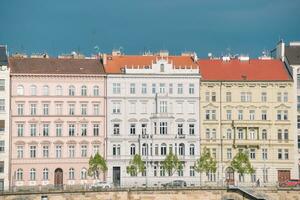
[[194, 146, 217, 185], [230, 150, 255, 176], [126, 154, 145, 176], [162, 152, 183, 176], [88, 153, 107, 180]]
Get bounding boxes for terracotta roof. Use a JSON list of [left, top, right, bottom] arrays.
[[104, 55, 198, 73], [198, 59, 291, 81], [9, 57, 105, 74]]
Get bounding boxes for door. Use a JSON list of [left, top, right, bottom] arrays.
[[225, 167, 235, 186], [278, 170, 290, 185], [113, 167, 121, 187], [54, 168, 63, 187]]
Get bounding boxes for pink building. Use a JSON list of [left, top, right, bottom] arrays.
[[9, 57, 106, 187]]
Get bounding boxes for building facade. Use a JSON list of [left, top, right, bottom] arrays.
[[9, 57, 106, 187], [198, 56, 297, 186], [0, 46, 10, 191], [104, 52, 201, 187]]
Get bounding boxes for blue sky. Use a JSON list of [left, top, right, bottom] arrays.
[[0, 0, 299, 57]]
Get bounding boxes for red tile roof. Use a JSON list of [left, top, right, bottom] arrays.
[[198, 59, 291, 81], [104, 55, 198, 73]]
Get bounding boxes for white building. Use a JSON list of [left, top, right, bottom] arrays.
[[0, 46, 10, 191], [104, 52, 201, 187]]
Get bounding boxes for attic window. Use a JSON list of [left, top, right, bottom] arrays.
[[160, 64, 164, 72]]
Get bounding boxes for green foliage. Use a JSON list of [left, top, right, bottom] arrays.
[[126, 154, 145, 176], [194, 147, 217, 174], [88, 152, 107, 179], [230, 150, 255, 175], [162, 152, 183, 176]]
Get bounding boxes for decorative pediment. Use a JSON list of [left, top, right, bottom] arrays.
[[53, 140, 64, 145], [139, 118, 149, 122], [175, 118, 185, 122], [111, 118, 122, 122], [15, 141, 25, 145], [128, 118, 138, 122], [28, 141, 38, 145], [236, 105, 246, 109], [187, 118, 197, 122], [247, 105, 257, 109], [66, 140, 77, 145], [274, 104, 291, 109], [40, 140, 51, 145], [223, 105, 234, 109], [259, 105, 269, 109], [91, 140, 102, 144], [79, 140, 89, 144], [203, 103, 218, 109]]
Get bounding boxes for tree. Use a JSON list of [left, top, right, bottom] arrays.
[[230, 150, 255, 176], [162, 152, 183, 176], [194, 146, 217, 185], [88, 153, 107, 180], [126, 154, 145, 176]]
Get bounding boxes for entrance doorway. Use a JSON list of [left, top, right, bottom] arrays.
[[54, 168, 63, 187], [113, 167, 121, 187], [278, 170, 290, 185], [225, 167, 235, 186]]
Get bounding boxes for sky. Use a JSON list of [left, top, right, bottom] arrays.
[[0, 0, 299, 58]]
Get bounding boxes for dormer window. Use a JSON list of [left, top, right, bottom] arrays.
[[160, 64, 165, 72]]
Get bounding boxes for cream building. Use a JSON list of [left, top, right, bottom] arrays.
[[0, 46, 10, 191], [198, 56, 297, 186], [104, 51, 201, 187]]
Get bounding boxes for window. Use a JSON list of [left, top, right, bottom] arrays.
[[250, 148, 256, 159], [81, 124, 87, 136], [152, 83, 156, 94], [226, 110, 232, 120], [0, 79, 5, 91], [169, 83, 173, 94], [69, 124, 75, 136], [93, 86, 99, 96], [284, 149, 289, 159], [141, 124, 147, 135], [189, 84, 194, 94], [81, 145, 87, 157], [30, 168, 36, 181], [56, 124, 62, 137], [43, 85, 49, 96], [249, 110, 255, 120], [160, 64, 164, 72], [227, 129, 232, 139], [298, 115, 300, 129], [0, 100, 5, 112], [177, 124, 183, 135], [262, 148, 268, 160], [0, 141, 4, 153], [42, 146, 49, 158], [277, 92, 282, 102], [81, 168, 87, 180], [43, 168, 49, 180], [56, 145, 62, 158], [207, 171, 216, 182], [130, 124, 136, 135], [142, 143, 148, 156], [17, 124, 24, 137], [81, 104, 87, 115], [160, 166, 165, 176], [159, 83, 166, 93], [178, 168, 183, 177], [284, 129, 289, 140], [17, 104, 24, 115], [17, 146, 23, 158], [226, 92, 231, 102], [278, 149, 283, 159], [261, 92, 267, 102], [69, 168, 75, 180], [30, 85, 37, 96], [55, 104, 62, 115], [16, 169, 23, 181], [113, 83, 121, 94], [161, 143, 167, 155], [0, 120, 4, 132], [262, 129, 267, 140], [227, 148, 232, 159], [238, 110, 243, 120], [69, 104, 75, 115], [189, 144, 195, 156], [159, 101, 167, 113], [141, 83, 147, 94], [68, 145, 75, 158], [251, 172, 257, 183], [159, 122, 167, 135], [69, 85, 75, 96], [112, 102, 120, 114], [205, 110, 216, 120], [81, 85, 87, 96], [238, 129, 244, 140], [130, 83, 136, 94], [56, 85, 63, 96], [29, 146, 36, 158], [17, 85, 24, 95], [43, 124, 49, 136], [177, 84, 183, 94], [30, 104, 37, 115], [190, 166, 195, 177], [113, 124, 120, 135], [263, 169, 268, 183], [93, 124, 100, 136], [211, 92, 216, 102], [130, 144, 136, 155], [249, 129, 255, 140], [43, 104, 49, 115], [283, 92, 288, 102], [189, 124, 195, 135], [112, 144, 121, 156], [278, 129, 283, 140], [261, 110, 267, 120], [30, 124, 37, 136], [179, 143, 185, 155]]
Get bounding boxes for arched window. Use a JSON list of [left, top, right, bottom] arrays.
[[249, 128, 256, 140], [142, 143, 148, 156], [130, 144, 136, 155], [30, 85, 37, 96], [189, 144, 195, 156], [43, 168, 49, 180], [81, 168, 87, 180], [69, 85, 75, 96], [69, 168, 75, 180], [43, 85, 49, 96], [160, 143, 167, 155], [16, 168, 23, 181], [262, 129, 267, 140], [17, 85, 24, 95], [56, 85, 63, 96], [81, 85, 87, 96], [93, 86, 99, 96], [30, 168, 36, 181], [227, 129, 232, 139], [179, 143, 185, 155]]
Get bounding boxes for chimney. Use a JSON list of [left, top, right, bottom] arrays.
[[276, 40, 285, 61], [102, 54, 107, 65]]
